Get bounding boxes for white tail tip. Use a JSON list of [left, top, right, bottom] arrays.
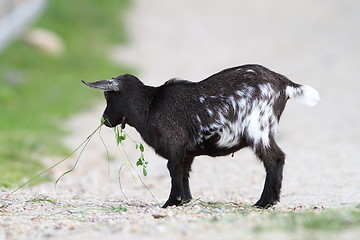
[[286, 85, 320, 107]]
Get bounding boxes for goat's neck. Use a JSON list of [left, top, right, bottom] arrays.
[[124, 86, 155, 137]]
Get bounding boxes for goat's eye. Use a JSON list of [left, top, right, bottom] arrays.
[[104, 92, 108, 98]]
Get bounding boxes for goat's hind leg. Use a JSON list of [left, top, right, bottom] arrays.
[[254, 141, 285, 208]]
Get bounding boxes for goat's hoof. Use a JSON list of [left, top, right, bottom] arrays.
[[162, 199, 182, 208], [253, 199, 278, 209]]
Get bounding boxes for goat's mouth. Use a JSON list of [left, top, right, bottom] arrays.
[[101, 117, 113, 128], [101, 117, 126, 129]]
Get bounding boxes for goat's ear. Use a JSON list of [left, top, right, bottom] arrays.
[[82, 79, 121, 91]]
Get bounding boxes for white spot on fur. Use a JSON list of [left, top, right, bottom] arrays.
[[235, 90, 244, 97], [196, 115, 201, 123], [217, 110, 227, 124], [245, 86, 255, 96], [197, 84, 283, 149], [235, 86, 254, 98], [242, 99, 277, 147], [259, 83, 273, 98], [246, 105, 265, 145], [246, 69, 256, 73], [229, 96, 237, 111], [199, 96, 205, 103], [207, 108, 214, 116], [217, 127, 236, 147], [205, 99, 277, 148]]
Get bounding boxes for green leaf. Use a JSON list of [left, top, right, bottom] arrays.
[[136, 159, 142, 166], [139, 144, 144, 152], [143, 168, 147, 176]]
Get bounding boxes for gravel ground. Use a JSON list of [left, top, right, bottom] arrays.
[[1, 0, 360, 239]]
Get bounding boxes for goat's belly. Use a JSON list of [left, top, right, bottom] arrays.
[[192, 135, 248, 157]]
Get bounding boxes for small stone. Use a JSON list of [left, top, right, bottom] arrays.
[[313, 205, 325, 210], [31, 215, 42, 222], [152, 213, 167, 219], [72, 195, 81, 200]]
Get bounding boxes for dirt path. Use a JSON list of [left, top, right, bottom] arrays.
[[1, 0, 359, 239]]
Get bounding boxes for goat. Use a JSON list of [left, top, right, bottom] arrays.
[[82, 64, 320, 208]]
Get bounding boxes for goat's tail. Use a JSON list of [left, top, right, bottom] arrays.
[[285, 84, 320, 107]]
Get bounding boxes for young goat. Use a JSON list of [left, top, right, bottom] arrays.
[[83, 64, 320, 208]]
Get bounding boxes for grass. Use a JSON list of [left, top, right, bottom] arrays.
[[180, 201, 360, 235], [197, 202, 360, 234], [253, 207, 360, 232], [0, 0, 130, 187], [26, 198, 56, 204]]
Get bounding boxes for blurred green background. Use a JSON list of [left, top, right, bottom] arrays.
[[0, 0, 130, 187]]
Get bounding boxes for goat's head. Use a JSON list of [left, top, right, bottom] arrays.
[[82, 74, 141, 129]]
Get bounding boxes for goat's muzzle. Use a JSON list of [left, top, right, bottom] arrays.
[[101, 117, 112, 128]]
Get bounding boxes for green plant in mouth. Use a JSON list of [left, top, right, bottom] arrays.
[[115, 127, 127, 145], [136, 143, 147, 176], [112, 125, 157, 203], [114, 126, 148, 176]]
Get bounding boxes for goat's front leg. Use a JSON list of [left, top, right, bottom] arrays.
[[162, 157, 185, 208], [182, 156, 194, 203]]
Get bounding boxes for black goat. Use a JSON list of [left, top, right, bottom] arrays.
[[83, 64, 320, 208]]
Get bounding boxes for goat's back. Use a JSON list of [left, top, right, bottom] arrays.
[[148, 64, 317, 156]]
